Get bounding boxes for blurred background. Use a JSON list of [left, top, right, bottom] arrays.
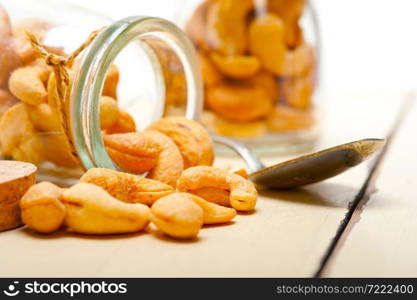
[[1, 0, 415, 163], [65, 0, 417, 94]]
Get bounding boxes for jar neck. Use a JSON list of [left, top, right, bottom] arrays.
[[69, 16, 203, 171]]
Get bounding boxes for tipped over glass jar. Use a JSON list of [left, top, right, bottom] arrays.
[[0, 0, 202, 179], [176, 0, 321, 154]]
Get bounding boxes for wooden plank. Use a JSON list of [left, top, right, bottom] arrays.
[[327, 94, 417, 277], [0, 92, 406, 277]]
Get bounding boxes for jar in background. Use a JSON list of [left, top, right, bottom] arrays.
[[176, 0, 321, 155], [0, 0, 202, 180]]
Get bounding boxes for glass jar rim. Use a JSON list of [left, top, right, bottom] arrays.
[[70, 16, 203, 171]]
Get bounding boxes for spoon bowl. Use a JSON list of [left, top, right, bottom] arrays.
[[213, 136, 385, 189]]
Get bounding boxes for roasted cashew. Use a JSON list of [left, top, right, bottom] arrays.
[[80, 168, 175, 206], [62, 183, 150, 235], [177, 166, 258, 211], [150, 193, 204, 239], [266, 105, 314, 132], [20, 181, 65, 234], [147, 116, 214, 168], [206, 81, 273, 122]]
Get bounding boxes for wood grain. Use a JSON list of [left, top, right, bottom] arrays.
[[327, 94, 417, 277]]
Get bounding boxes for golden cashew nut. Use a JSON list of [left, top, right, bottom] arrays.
[[104, 131, 184, 186], [281, 71, 315, 109], [202, 110, 267, 139], [210, 53, 261, 79], [243, 71, 279, 102], [26, 102, 61, 133], [0, 103, 43, 164], [105, 110, 136, 134], [267, 0, 306, 48], [190, 187, 231, 207], [206, 0, 254, 55], [150, 193, 204, 239], [100, 96, 119, 130], [103, 132, 158, 175], [147, 116, 214, 168], [62, 183, 150, 235], [198, 51, 223, 87], [266, 105, 314, 132], [0, 89, 17, 118], [8, 66, 47, 105], [206, 82, 273, 122], [20, 181, 65, 234], [144, 130, 184, 186], [177, 166, 258, 212], [102, 64, 119, 99], [180, 192, 236, 225], [248, 13, 286, 75], [280, 43, 315, 77]]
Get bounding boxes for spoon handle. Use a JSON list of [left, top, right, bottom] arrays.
[[211, 135, 265, 173]]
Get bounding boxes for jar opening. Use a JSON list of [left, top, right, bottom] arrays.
[[70, 16, 203, 171]]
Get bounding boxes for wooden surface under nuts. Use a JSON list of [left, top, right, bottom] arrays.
[[0, 92, 416, 277]]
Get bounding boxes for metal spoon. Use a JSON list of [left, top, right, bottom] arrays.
[[212, 136, 385, 189]]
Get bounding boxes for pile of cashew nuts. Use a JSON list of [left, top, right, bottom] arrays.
[[20, 116, 258, 240], [186, 0, 317, 138], [0, 3, 264, 240]]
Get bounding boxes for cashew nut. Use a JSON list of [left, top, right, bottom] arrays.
[[104, 131, 184, 186], [202, 110, 267, 138], [177, 166, 258, 211], [8, 66, 48, 105], [100, 96, 119, 130], [62, 183, 150, 235], [80, 168, 175, 206], [266, 105, 314, 132], [147, 116, 214, 168], [180, 192, 236, 225], [210, 53, 261, 79], [150, 193, 203, 239], [0, 103, 43, 164], [105, 110, 136, 134], [281, 71, 315, 109], [206, 0, 254, 55], [249, 13, 286, 75], [206, 82, 273, 122], [20, 181, 65, 234], [102, 64, 119, 99]]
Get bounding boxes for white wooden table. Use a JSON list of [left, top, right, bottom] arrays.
[[0, 91, 415, 277]]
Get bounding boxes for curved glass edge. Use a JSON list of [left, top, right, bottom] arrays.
[[70, 16, 203, 171]]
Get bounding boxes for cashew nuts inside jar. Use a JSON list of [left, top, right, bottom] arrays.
[[0, 0, 202, 183], [176, 0, 321, 155]]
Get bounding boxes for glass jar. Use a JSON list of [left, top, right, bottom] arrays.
[[174, 0, 321, 155], [0, 0, 202, 181]]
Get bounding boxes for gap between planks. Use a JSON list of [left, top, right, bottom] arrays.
[[314, 92, 416, 278]]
